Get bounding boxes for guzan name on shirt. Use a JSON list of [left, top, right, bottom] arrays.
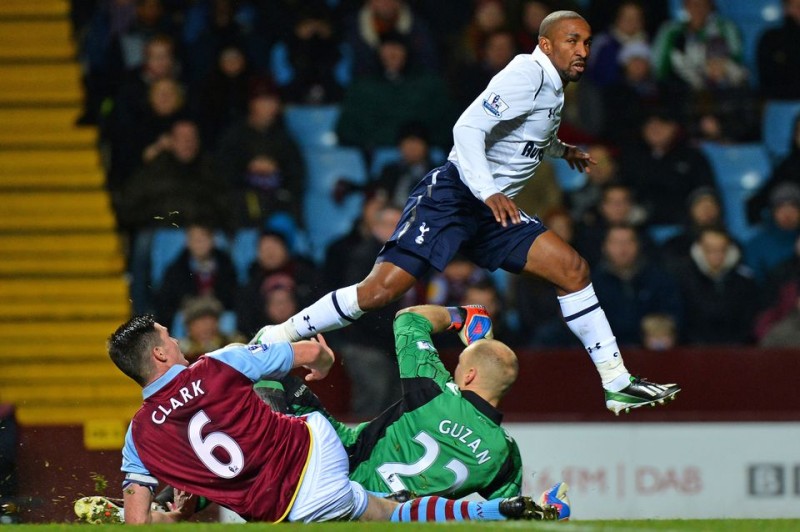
[[438, 419, 491, 464], [151, 380, 205, 424]]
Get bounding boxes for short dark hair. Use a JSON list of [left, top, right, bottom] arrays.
[[539, 10, 586, 39], [108, 315, 159, 386]]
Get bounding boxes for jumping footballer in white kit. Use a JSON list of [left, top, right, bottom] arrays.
[[256, 10, 681, 415]]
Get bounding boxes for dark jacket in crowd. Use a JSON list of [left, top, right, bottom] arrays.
[[673, 243, 758, 345]]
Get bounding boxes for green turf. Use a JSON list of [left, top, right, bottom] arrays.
[[6, 521, 800, 531]]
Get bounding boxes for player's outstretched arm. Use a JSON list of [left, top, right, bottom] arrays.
[[291, 334, 335, 382], [396, 305, 493, 345], [396, 305, 452, 333]]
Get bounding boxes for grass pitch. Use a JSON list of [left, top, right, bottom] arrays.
[[6, 521, 800, 531]]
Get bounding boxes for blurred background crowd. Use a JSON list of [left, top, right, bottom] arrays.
[[68, 0, 800, 414]]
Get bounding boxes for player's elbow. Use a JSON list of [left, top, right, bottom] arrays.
[[395, 306, 421, 320]]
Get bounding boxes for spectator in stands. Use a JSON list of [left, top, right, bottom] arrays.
[[566, 143, 620, 225], [754, 234, 800, 342], [263, 283, 299, 327], [514, 0, 552, 53], [371, 123, 437, 208], [336, 31, 454, 152], [108, 77, 188, 201], [180, 0, 256, 85], [640, 313, 678, 351], [236, 231, 319, 338], [343, 0, 438, 78], [512, 157, 564, 226], [138, 78, 188, 163], [191, 44, 253, 149], [322, 193, 388, 293], [757, 0, 800, 100], [116, 120, 230, 232], [107, 0, 177, 74], [586, 0, 649, 89], [759, 295, 800, 347], [463, 279, 521, 348], [450, 29, 518, 111], [563, 92, 607, 147], [619, 110, 716, 226], [154, 224, 238, 328], [602, 41, 664, 145], [745, 183, 800, 283], [573, 183, 649, 267], [652, 0, 746, 92], [76, 0, 138, 124], [509, 207, 576, 348], [178, 295, 246, 362], [652, 0, 759, 141], [456, 0, 509, 65], [276, 1, 347, 105], [105, 34, 182, 191], [325, 204, 405, 417], [587, 0, 669, 38], [112, 29, 179, 102], [747, 113, 800, 225], [673, 227, 757, 345], [660, 186, 725, 268], [426, 254, 490, 307], [215, 80, 305, 228], [591, 224, 683, 346]]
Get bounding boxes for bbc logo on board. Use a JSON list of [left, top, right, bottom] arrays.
[[748, 464, 800, 496]]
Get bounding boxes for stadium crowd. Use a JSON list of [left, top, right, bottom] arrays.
[[71, 0, 800, 412]]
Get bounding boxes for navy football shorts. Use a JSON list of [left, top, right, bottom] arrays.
[[377, 161, 547, 279]]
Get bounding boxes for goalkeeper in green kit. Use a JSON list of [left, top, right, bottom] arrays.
[[75, 304, 570, 523], [279, 304, 570, 518]]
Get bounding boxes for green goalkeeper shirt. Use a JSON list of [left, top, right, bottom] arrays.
[[335, 312, 522, 500]]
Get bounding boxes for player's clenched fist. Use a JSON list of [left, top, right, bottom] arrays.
[[447, 305, 494, 346]]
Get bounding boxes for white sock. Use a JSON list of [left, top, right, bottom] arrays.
[[280, 284, 365, 341], [558, 283, 631, 392]]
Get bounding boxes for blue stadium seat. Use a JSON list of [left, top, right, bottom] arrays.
[[272, 41, 353, 89], [370, 146, 448, 178], [269, 42, 294, 86], [551, 157, 588, 192], [762, 100, 800, 163], [303, 147, 368, 263], [150, 228, 230, 289], [429, 146, 448, 167], [648, 224, 683, 245], [670, 0, 782, 22], [699, 142, 772, 242], [283, 105, 340, 149], [715, 0, 782, 21], [230, 228, 259, 284], [370, 146, 401, 177], [150, 229, 187, 289]]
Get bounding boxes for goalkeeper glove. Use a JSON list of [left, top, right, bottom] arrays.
[[447, 305, 494, 346]]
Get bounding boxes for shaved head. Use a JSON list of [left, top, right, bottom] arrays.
[[539, 10, 587, 39], [537, 10, 591, 84], [461, 339, 519, 398]]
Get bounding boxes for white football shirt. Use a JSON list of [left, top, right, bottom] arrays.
[[448, 46, 568, 202]]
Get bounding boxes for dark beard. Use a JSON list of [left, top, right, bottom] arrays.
[[560, 67, 583, 83]]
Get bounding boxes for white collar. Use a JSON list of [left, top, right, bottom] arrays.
[[532, 46, 564, 93]]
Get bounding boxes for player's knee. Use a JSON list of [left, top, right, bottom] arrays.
[[357, 281, 401, 311], [561, 251, 590, 292]]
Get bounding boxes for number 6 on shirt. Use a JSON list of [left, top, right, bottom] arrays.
[[188, 410, 245, 479]]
